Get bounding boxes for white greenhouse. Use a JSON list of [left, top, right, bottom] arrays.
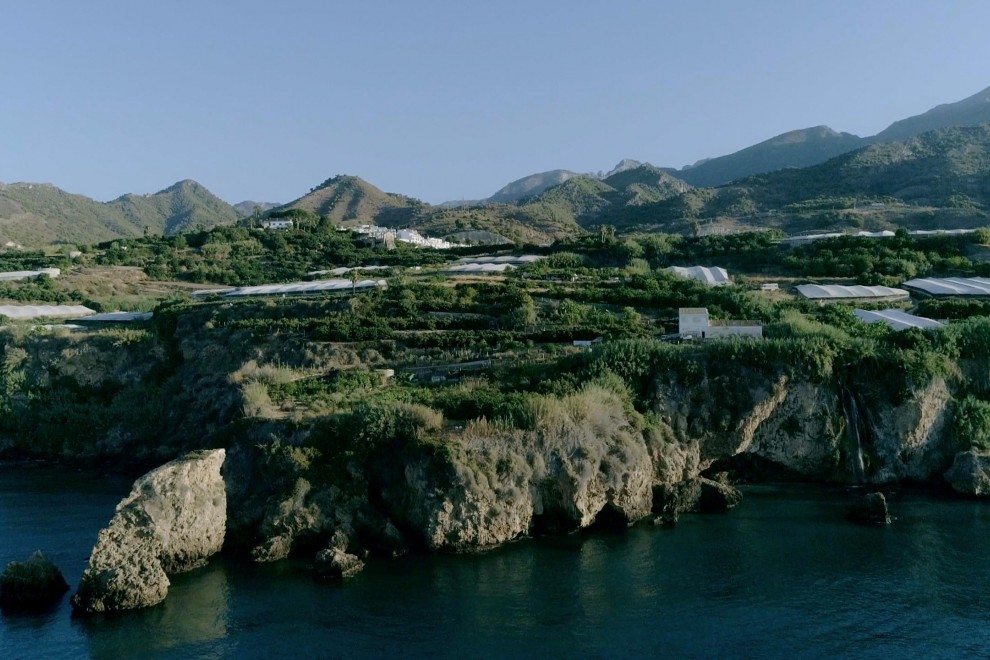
[[0, 304, 95, 320], [446, 263, 515, 274], [902, 277, 990, 296], [191, 279, 387, 298], [795, 284, 909, 300], [666, 266, 731, 286], [73, 311, 154, 323], [853, 309, 944, 331], [453, 255, 544, 265]]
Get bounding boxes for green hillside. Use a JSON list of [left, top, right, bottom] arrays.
[[0, 180, 237, 248], [278, 175, 425, 226], [111, 180, 239, 235], [508, 164, 692, 230], [741, 124, 990, 207], [278, 174, 588, 244]]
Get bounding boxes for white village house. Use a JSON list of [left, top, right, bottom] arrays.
[[678, 308, 762, 340]]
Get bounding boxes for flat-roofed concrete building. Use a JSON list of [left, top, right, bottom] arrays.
[[678, 307, 762, 340]]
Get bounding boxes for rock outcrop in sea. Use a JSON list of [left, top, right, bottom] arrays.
[[944, 450, 990, 496], [0, 551, 69, 611], [847, 491, 892, 525], [72, 449, 226, 613]]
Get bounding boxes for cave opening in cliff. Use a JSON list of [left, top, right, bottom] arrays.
[[704, 454, 804, 483]]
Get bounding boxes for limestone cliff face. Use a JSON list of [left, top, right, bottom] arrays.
[[870, 379, 954, 482], [226, 371, 963, 560], [373, 387, 655, 550], [73, 449, 226, 613], [649, 368, 956, 484]]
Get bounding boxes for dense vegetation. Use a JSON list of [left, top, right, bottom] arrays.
[[5, 209, 990, 492]]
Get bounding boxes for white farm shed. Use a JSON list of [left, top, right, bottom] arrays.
[[902, 277, 990, 296], [853, 309, 944, 331], [678, 307, 762, 340], [0, 304, 95, 320], [796, 284, 909, 300], [666, 266, 731, 286]]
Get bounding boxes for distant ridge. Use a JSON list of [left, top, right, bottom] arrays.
[[677, 126, 866, 188], [233, 201, 279, 217], [674, 84, 990, 187], [486, 169, 580, 205], [873, 85, 990, 143], [0, 179, 237, 247], [478, 159, 662, 206]]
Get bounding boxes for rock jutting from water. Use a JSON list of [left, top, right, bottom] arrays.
[[0, 551, 69, 611], [847, 492, 892, 525], [944, 450, 990, 496], [72, 449, 227, 614], [314, 548, 365, 579]]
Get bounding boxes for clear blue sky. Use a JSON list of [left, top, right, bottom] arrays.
[[2, 0, 989, 204]]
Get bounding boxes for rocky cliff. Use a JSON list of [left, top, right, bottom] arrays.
[[73, 449, 226, 613]]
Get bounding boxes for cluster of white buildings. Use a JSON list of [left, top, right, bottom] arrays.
[[347, 225, 464, 250]]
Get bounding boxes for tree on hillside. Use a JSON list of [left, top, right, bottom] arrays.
[[598, 224, 616, 245]]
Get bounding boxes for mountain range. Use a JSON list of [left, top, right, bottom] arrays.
[[3, 84, 990, 248], [486, 85, 990, 197]]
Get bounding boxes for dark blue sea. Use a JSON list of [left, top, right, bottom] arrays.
[[4, 464, 990, 659]]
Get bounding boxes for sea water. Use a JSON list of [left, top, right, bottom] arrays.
[[4, 465, 990, 659]]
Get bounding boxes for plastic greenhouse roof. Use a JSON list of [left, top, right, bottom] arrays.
[[446, 263, 516, 273], [74, 311, 154, 322], [902, 277, 990, 296], [666, 266, 731, 286], [0, 304, 95, 319], [853, 309, 944, 331], [795, 284, 908, 299], [222, 279, 387, 297], [453, 255, 544, 265]]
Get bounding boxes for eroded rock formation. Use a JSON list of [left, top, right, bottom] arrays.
[[72, 449, 226, 613], [944, 450, 990, 496]]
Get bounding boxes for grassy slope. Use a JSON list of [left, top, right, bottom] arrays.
[[0, 180, 238, 248]]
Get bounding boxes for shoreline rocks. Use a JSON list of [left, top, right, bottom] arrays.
[[314, 548, 365, 579], [0, 551, 69, 612], [944, 450, 990, 497], [847, 492, 892, 525], [72, 449, 227, 614]]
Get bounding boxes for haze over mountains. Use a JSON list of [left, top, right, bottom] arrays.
[[3, 84, 990, 248]]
